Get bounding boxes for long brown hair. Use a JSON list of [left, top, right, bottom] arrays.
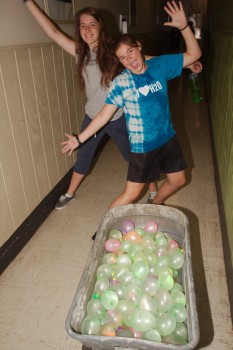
[[113, 34, 145, 77], [74, 7, 117, 91]]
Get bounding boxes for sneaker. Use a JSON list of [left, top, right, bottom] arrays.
[[55, 194, 75, 210], [147, 191, 157, 204]]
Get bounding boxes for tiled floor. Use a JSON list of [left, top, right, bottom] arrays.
[[0, 74, 232, 349]]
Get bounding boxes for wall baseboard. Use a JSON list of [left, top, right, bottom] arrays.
[[205, 79, 233, 323], [0, 169, 73, 275]]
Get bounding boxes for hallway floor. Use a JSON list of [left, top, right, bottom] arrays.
[[0, 73, 232, 349]]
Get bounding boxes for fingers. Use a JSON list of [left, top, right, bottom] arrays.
[[178, 1, 183, 11], [61, 144, 73, 154], [164, 1, 184, 20], [65, 132, 72, 138], [61, 133, 77, 155], [165, 1, 181, 13]]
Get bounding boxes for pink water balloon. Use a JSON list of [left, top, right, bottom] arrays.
[[105, 239, 121, 252], [144, 221, 158, 233], [167, 239, 179, 250]]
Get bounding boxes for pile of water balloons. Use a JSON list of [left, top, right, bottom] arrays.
[[81, 219, 188, 345]]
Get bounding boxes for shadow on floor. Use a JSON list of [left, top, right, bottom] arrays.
[[174, 206, 214, 348]]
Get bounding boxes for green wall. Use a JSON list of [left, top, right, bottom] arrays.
[[205, 0, 233, 267]]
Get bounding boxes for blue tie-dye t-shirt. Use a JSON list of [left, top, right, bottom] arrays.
[[106, 53, 183, 153]]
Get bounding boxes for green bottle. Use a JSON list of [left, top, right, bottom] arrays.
[[188, 73, 202, 103]]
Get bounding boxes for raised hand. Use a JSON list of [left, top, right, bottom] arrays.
[[61, 133, 78, 155], [164, 1, 187, 30]]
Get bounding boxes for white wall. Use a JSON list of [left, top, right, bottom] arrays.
[[0, 0, 74, 46]]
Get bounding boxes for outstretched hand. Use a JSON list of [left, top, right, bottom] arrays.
[[164, 1, 187, 30], [61, 133, 78, 155], [187, 61, 203, 73]]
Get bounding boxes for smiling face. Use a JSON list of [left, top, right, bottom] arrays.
[[79, 14, 100, 50], [116, 42, 147, 75]]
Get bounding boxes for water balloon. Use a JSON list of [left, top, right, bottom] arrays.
[[169, 249, 184, 269], [154, 288, 171, 312], [131, 260, 149, 280], [121, 220, 135, 233], [105, 239, 121, 252], [87, 299, 106, 320], [101, 290, 119, 310], [108, 229, 122, 240], [81, 316, 100, 335], [144, 221, 158, 233], [156, 312, 176, 336], [124, 230, 142, 244], [158, 274, 174, 291]]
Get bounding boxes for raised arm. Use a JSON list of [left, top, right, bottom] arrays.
[[164, 1, 201, 67], [23, 0, 75, 56], [61, 104, 118, 155]]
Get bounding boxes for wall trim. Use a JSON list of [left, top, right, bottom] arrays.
[[205, 79, 233, 322], [0, 169, 73, 275]]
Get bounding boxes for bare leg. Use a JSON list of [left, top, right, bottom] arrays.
[[109, 181, 145, 208], [153, 170, 186, 204], [149, 182, 158, 192], [66, 171, 85, 196]]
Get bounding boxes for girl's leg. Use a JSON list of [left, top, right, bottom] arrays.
[[109, 181, 145, 208], [153, 170, 186, 204], [149, 182, 158, 192], [66, 172, 85, 196], [56, 115, 107, 209], [107, 117, 157, 199], [147, 181, 158, 203]]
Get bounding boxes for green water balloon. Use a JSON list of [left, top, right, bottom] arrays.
[[162, 334, 188, 345], [94, 276, 109, 295], [138, 293, 157, 315], [87, 299, 106, 320], [173, 321, 188, 339], [142, 277, 158, 296], [135, 226, 145, 236], [81, 316, 100, 335], [158, 274, 174, 291], [106, 309, 123, 329], [154, 288, 171, 312], [116, 254, 132, 266], [155, 312, 176, 336], [171, 290, 186, 306], [131, 260, 149, 280], [128, 309, 156, 332], [101, 290, 119, 310], [116, 299, 134, 316], [170, 303, 187, 322], [110, 283, 126, 300], [143, 329, 161, 342], [109, 229, 123, 240], [102, 253, 117, 265], [97, 264, 113, 279], [169, 249, 184, 269]]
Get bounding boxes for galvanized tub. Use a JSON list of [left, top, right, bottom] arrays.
[[65, 204, 199, 350]]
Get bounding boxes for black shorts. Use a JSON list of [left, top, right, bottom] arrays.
[[127, 135, 187, 183]]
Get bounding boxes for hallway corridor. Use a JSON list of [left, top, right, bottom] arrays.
[[0, 73, 232, 349]]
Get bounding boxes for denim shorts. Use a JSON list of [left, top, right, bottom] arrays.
[[127, 135, 187, 183]]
